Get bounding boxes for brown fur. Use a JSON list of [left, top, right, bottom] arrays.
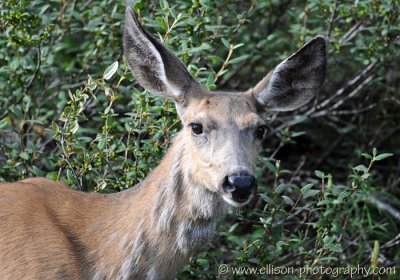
[[0, 136, 224, 279], [0, 93, 262, 280]]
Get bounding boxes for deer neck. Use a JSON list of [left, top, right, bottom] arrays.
[[87, 132, 227, 279]]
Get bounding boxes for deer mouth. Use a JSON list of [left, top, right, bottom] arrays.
[[221, 192, 254, 207], [221, 182, 255, 207], [221, 172, 257, 207]]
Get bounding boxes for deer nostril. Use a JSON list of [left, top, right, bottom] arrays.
[[222, 172, 257, 204], [228, 175, 255, 190], [223, 176, 235, 192], [223, 172, 257, 193]]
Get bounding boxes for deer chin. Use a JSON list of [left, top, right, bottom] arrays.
[[221, 193, 254, 208]]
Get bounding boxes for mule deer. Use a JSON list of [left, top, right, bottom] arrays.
[[0, 7, 326, 280]]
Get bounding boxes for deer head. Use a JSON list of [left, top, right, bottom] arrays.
[[123, 7, 326, 207]]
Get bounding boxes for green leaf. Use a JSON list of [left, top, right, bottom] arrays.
[[247, 258, 260, 265], [275, 183, 290, 194], [337, 190, 351, 200], [229, 54, 249, 64], [221, 38, 231, 49], [303, 189, 320, 199], [206, 73, 216, 90], [87, 75, 97, 91], [361, 153, 372, 159], [263, 160, 277, 173], [282, 195, 294, 206], [317, 199, 332, 206], [353, 165, 367, 172], [103, 61, 119, 80], [66, 169, 74, 184], [228, 223, 239, 233], [46, 172, 58, 181], [260, 217, 272, 225], [332, 198, 342, 205], [315, 170, 324, 178], [159, 0, 169, 10], [291, 131, 306, 138], [374, 153, 394, 161], [279, 169, 292, 175], [259, 193, 274, 205], [20, 152, 29, 160], [301, 183, 313, 194], [371, 240, 379, 268], [327, 243, 343, 253], [51, 121, 60, 133], [88, 82, 97, 91], [232, 43, 244, 49], [70, 122, 79, 134]]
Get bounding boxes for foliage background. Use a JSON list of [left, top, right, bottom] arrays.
[[0, 0, 399, 279]]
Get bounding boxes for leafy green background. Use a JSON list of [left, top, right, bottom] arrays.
[[0, 0, 399, 279]]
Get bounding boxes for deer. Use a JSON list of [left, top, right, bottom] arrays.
[[0, 7, 326, 280]]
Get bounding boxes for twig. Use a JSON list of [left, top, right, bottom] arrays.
[[356, 194, 400, 223], [311, 74, 375, 118], [80, 0, 94, 12], [312, 133, 345, 168], [289, 156, 306, 184], [330, 102, 379, 116], [327, 0, 338, 39], [270, 141, 284, 159], [24, 46, 41, 94], [376, 125, 400, 147], [382, 233, 400, 249], [214, 45, 234, 83], [338, 20, 364, 45], [329, 74, 375, 110], [307, 61, 377, 115], [301, 0, 309, 41], [58, 112, 83, 190]]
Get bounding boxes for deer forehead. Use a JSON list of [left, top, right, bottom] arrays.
[[183, 93, 262, 129]]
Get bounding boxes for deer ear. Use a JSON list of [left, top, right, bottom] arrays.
[[252, 36, 327, 111], [123, 7, 198, 102]]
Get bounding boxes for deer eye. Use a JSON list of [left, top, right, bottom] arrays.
[[189, 123, 203, 135], [256, 125, 268, 140]]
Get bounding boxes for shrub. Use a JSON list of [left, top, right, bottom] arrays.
[[1, 0, 399, 279]]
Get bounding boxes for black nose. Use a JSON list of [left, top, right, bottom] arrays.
[[223, 171, 257, 203]]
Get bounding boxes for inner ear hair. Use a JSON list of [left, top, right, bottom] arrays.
[[253, 36, 327, 112], [123, 7, 200, 102]]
